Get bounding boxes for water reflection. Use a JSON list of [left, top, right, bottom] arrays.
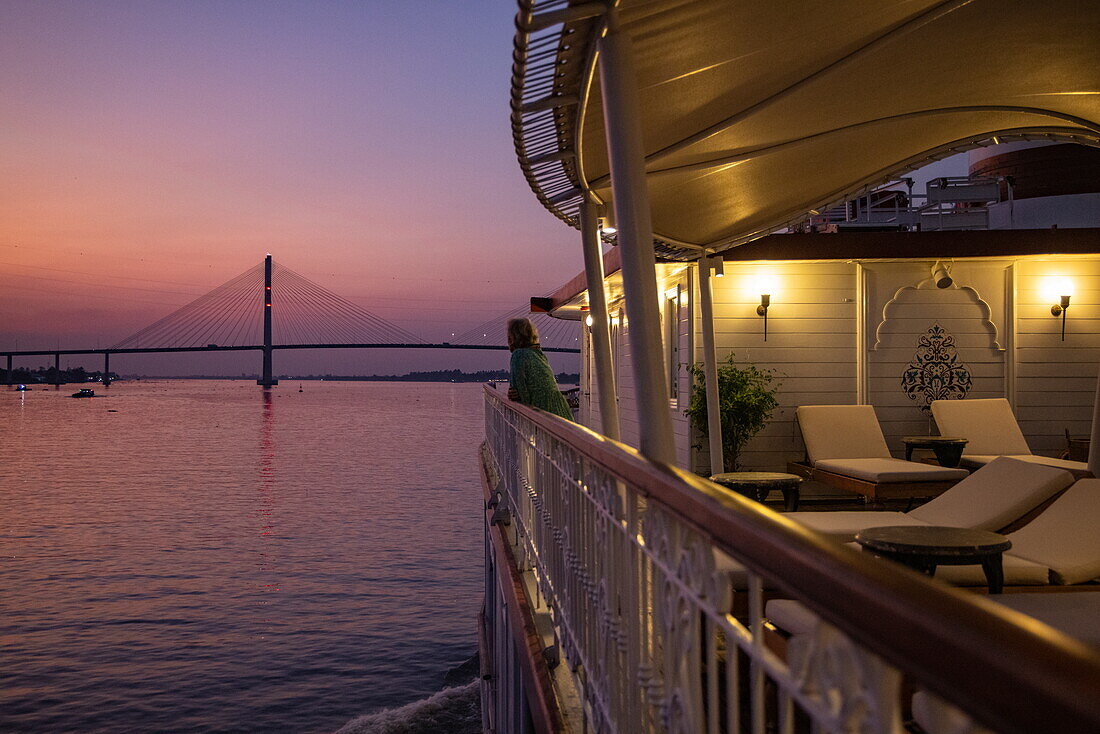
[[257, 389, 279, 610], [0, 380, 485, 732]]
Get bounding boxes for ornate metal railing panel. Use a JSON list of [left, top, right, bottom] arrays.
[[483, 385, 1100, 734]]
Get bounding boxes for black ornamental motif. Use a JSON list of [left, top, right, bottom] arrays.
[[901, 323, 972, 413]]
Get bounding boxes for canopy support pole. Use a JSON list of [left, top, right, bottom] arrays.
[[597, 9, 675, 465], [699, 258, 725, 474], [1088, 365, 1100, 478], [580, 196, 621, 441]]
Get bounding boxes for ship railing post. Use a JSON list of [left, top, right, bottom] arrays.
[[54, 352, 61, 388], [580, 196, 621, 441], [1088, 363, 1100, 477], [596, 7, 675, 465], [5, 354, 11, 388], [103, 352, 111, 387], [698, 257, 725, 474]]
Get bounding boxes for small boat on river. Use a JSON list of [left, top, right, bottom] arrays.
[[71, 389, 95, 398]]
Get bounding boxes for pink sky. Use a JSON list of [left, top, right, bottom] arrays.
[[0, 1, 583, 374]]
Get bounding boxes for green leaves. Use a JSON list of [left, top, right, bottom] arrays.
[[685, 355, 780, 471]]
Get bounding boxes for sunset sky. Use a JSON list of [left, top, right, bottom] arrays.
[[1, 1, 965, 377], [0, 1, 583, 375]]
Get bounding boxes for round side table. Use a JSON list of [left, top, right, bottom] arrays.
[[902, 436, 969, 468], [855, 525, 1012, 593], [709, 472, 802, 512]]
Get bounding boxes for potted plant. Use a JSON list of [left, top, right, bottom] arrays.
[[685, 355, 780, 471]]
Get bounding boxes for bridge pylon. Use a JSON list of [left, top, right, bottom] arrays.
[[257, 254, 278, 388]]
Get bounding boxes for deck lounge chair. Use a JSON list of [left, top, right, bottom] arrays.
[[766, 591, 1100, 734], [936, 477, 1100, 586], [787, 405, 968, 503], [930, 397, 1090, 476], [713, 471, 1095, 611], [910, 592, 1100, 733], [787, 456, 1074, 541]]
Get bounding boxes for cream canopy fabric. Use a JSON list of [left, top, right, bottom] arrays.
[[511, 0, 1100, 256]]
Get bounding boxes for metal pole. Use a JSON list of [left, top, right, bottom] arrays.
[[103, 352, 111, 386], [1088, 365, 1100, 478], [580, 197, 621, 440], [698, 258, 725, 474], [54, 352, 61, 387], [259, 254, 277, 387], [5, 354, 11, 387], [596, 9, 676, 464]]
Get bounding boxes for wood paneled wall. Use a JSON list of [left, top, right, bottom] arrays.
[[580, 256, 1099, 476]]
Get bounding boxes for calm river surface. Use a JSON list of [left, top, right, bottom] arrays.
[[0, 380, 486, 733]]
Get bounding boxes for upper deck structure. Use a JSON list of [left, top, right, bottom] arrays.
[[481, 3, 1100, 733]]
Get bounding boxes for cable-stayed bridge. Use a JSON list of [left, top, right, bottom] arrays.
[[3, 256, 579, 387]]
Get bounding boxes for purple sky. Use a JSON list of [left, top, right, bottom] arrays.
[[0, 2, 967, 377], [0, 0, 584, 375]]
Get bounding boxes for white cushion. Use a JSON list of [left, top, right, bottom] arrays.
[[815, 457, 968, 483], [912, 691, 994, 734], [909, 456, 1074, 530], [765, 599, 818, 636], [991, 593, 1100, 647], [1013, 455, 1090, 474], [1006, 479, 1100, 584], [930, 398, 1032, 456], [962, 454, 1090, 475], [797, 405, 891, 462], [932, 554, 1050, 586], [789, 511, 927, 542]]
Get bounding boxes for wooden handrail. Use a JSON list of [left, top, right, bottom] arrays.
[[486, 385, 1100, 733]]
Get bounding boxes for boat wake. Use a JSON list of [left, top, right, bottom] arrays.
[[333, 681, 480, 734]]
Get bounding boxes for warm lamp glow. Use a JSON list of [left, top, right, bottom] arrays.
[[743, 273, 779, 301], [585, 314, 594, 327], [1042, 276, 1075, 301], [1045, 276, 1074, 340]]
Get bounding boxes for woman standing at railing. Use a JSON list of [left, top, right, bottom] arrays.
[[506, 318, 574, 421]]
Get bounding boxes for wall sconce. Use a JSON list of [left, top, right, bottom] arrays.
[[1052, 295, 1071, 340], [757, 294, 771, 341], [1044, 276, 1074, 341], [931, 261, 953, 289], [712, 258, 724, 278]]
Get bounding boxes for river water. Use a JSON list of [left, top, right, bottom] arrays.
[[0, 380, 486, 733]]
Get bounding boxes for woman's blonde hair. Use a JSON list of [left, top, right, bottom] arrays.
[[507, 318, 539, 350]]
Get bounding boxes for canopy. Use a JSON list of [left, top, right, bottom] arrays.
[[512, 0, 1100, 258]]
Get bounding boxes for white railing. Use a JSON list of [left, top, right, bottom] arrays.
[[482, 386, 1100, 734]]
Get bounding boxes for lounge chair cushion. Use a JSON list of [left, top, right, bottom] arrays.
[[797, 405, 892, 462], [991, 593, 1100, 647], [962, 454, 1089, 474], [912, 691, 994, 734], [788, 511, 926, 542], [908, 456, 1074, 530], [1006, 479, 1100, 584], [765, 599, 818, 636], [930, 398, 1032, 456], [814, 457, 968, 483], [932, 554, 1050, 586]]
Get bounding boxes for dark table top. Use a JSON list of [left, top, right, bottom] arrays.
[[856, 525, 1011, 556], [901, 436, 968, 445], [709, 472, 802, 486]]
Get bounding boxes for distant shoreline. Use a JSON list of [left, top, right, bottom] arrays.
[[115, 372, 581, 385]]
